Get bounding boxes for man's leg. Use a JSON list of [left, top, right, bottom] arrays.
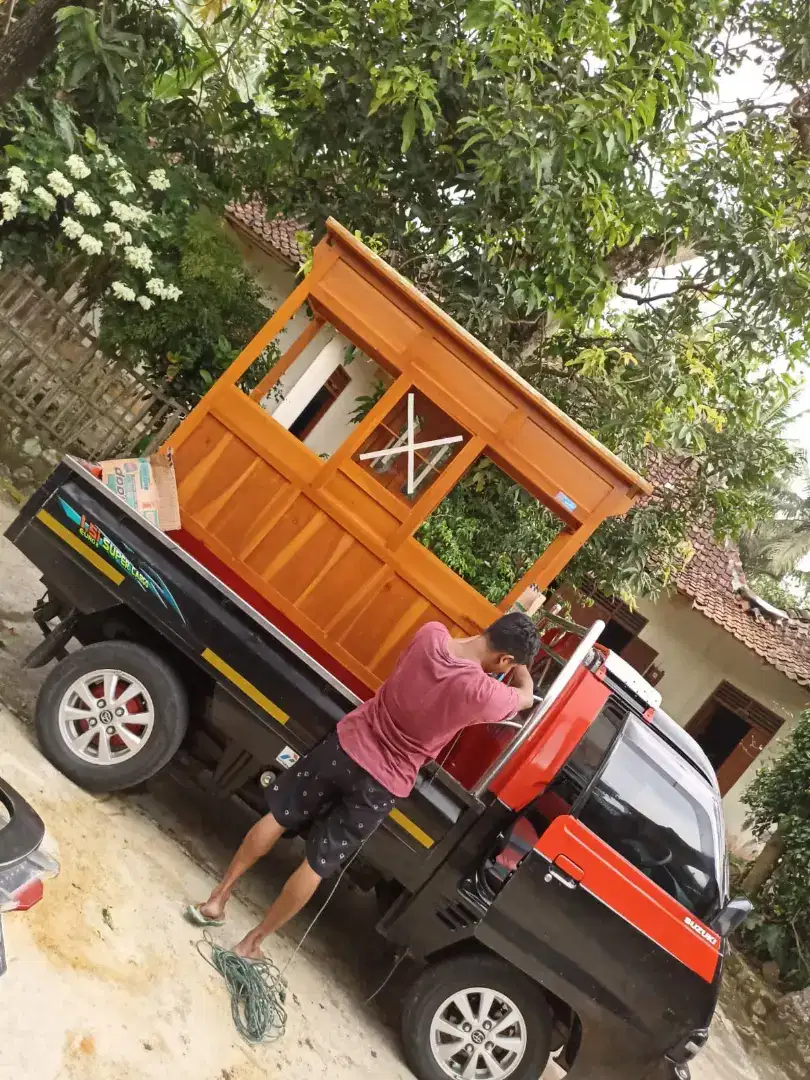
[[232, 858, 322, 959], [199, 813, 285, 920]]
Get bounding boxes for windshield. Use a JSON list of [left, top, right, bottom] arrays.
[[577, 716, 724, 920]]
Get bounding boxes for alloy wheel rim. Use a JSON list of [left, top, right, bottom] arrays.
[[57, 668, 155, 766], [429, 985, 528, 1079]]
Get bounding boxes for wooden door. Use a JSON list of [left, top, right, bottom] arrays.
[[715, 726, 775, 794], [619, 637, 658, 676]]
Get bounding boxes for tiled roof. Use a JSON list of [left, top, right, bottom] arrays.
[[651, 456, 810, 688], [225, 201, 304, 266]]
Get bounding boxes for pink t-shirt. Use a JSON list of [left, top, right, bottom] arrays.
[[337, 622, 521, 797]]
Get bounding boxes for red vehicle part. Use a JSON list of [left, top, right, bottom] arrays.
[[442, 666, 610, 809], [492, 667, 611, 812], [536, 815, 721, 983]]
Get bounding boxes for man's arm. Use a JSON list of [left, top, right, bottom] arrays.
[[508, 665, 535, 712]]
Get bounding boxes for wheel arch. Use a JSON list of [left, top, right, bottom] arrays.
[[424, 939, 579, 1062]]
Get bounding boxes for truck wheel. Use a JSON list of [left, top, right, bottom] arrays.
[[402, 953, 552, 1080], [35, 641, 189, 793]]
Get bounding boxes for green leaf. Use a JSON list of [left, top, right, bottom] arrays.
[[419, 99, 435, 134], [401, 107, 417, 152]]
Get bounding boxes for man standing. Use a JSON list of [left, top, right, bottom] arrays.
[[189, 612, 539, 958]]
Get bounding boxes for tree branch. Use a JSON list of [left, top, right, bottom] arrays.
[[689, 100, 787, 136]]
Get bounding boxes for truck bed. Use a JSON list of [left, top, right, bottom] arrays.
[[6, 459, 485, 890]]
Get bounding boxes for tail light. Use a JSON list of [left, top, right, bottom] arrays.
[[0, 849, 60, 913]]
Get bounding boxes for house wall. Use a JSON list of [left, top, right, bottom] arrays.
[[224, 224, 382, 458], [635, 593, 809, 852]]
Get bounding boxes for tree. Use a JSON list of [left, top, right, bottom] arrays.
[[0, 0, 96, 105], [741, 463, 810, 584], [0, 0, 272, 395], [242, 0, 806, 600], [738, 710, 810, 988], [3, 0, 810, 602]]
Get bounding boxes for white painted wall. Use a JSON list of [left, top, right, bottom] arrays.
[[224, 224, 383, 459], [635, 594, 809, 852]]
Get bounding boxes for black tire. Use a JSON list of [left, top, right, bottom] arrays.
[[35, 641, 189, 793], [402, 953, 552, 1080]]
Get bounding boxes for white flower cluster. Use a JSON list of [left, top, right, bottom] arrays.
[[78, 234, 103, 256], [47, 171, 74, 198], [110, 200, 150, 227], [0, 191, 20, 222], [124, 244, 153, 272], [74, 190, 101, 217], [32, 186, 57, 211], [6, 166, 28, 193], [147, 169, 170, 191], [113, 170, 136, 196], [65, 155, 91, 180], [146, 277, 182, 301], [61, 216, 84, 240], [137, 295, 154, 310], [111, 281, 136, 302]]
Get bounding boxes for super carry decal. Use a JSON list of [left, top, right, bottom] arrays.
[[53, 498, 185, 622]]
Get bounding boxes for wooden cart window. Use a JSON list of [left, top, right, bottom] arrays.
[[354, 388, 469, 503], [237, 314, 392, 459], [417, 454, 565, 604]]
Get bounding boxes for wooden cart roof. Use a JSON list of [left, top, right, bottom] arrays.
[[325, 218, 653, 498]]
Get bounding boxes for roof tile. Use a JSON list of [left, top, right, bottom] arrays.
[[650, 457, 810, 688], [225, 201, 304, 266]]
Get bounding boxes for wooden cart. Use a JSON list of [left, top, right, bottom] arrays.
[[166, 219, 651, 698]]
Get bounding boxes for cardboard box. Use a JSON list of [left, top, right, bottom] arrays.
[[509, 584, 546, 618], [100, 452, 181, 532]]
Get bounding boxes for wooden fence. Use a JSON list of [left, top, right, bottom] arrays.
[[0, 267, 184, 460]]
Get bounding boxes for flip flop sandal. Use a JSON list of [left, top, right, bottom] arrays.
[[185, 903, 225, 927]]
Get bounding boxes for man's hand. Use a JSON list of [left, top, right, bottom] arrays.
[[508, 665, 535, 712]]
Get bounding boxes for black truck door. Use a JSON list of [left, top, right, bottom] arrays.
[[476, 714, 722, 1068]]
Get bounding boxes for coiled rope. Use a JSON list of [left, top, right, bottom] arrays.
[[197, 932, 288, 1044]]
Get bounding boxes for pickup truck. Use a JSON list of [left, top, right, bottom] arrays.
[[5, 221, 750, 1080]]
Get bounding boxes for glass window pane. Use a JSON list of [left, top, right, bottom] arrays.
[[529, 704, 624, 825], [578, 717, 721, 918]]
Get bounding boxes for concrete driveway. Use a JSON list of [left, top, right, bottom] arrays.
[[0, 489, 793, 1080]]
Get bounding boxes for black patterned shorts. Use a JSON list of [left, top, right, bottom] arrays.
[[265, 731, 396, 878]]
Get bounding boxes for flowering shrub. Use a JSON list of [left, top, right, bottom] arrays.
[[0, 147, 182, 315], [1, 136, 269, 402]]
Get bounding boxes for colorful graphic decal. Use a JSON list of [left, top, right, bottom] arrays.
[[57, 497, 185, 622]]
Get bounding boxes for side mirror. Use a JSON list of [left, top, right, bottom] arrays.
[[710, 896, 753, 938]]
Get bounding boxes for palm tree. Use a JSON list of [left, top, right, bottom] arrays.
[[740, 459, 810, 581]]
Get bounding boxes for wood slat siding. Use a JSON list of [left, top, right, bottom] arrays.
[[167, 220, 652, 696]]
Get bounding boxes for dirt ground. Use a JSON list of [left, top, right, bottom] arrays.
[[0, 489, 795, 1080]]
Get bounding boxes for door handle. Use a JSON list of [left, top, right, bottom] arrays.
[[544, 854, 584, 890], [544, 866, 579, 889]]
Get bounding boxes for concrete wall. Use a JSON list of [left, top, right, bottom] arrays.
[[224, 225, 383, 459], [635, 593, 809, 851]]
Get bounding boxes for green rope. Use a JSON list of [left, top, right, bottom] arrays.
[[197, 932, 288, 1044]]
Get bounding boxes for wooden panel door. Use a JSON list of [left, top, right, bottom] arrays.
[[715, 725, 776, 795]]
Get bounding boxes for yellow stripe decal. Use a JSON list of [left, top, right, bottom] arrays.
[[36, 509, 124, 585], [202, 648, 289, 725], [389, 807, 434, 848]]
